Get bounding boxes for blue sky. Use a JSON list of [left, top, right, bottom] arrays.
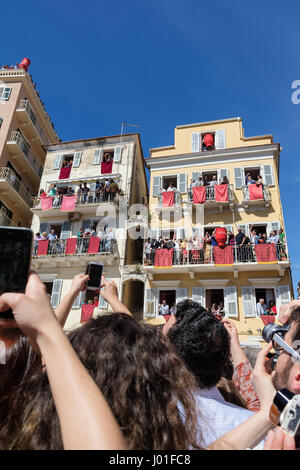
[[2, 0, 300, 293]]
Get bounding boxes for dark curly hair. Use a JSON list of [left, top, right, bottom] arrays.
[[0, 314, 202, 450], [167, 299, 233, 389]]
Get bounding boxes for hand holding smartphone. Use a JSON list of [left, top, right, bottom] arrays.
[[85, 262, 104, 292], [0, 227, 33, 319]]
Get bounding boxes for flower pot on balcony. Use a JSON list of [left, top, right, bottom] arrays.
[[215, 227, 227, 247]]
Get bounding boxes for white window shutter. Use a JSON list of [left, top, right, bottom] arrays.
[[51, 279, 63, 308], [1, 87, 12, 100], [263, 164, 274, 186], [93, 149, 102, 165], [114, 146, 123, 163], [73, 151, 82, 168], [218, 169, 228, 181], [191, 132, 200, 152], [276, 286, 291, 313], [224, 287, 238, 318], [192, 287, 205, 306], [72, 291, 84, 309], [53, 154, 63, 170], [269, 220, 281, 232], [192, 171, 200, 181], [234, 168, 243, 189], [176, 288, 188, 304], [178, 173, 187, 193], [215, 129, 226, 149], [242, 286, 256, 318], [153, 176, 161, 197], [146, 288, 157, 316]]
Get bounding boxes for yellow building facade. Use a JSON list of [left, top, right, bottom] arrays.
[[144, 117, 294, 347]]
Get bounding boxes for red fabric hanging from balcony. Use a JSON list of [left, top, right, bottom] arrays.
[[254, 244, 277, 263], [37, 240, 49, 256], [261, 315, 276, 326], [87, 236, 100, 254], [81, 304, 95, 323], [162, 192, 175, 207], [101, 160, 113, 174], [65, 238, 77, 255], [61, 195, 77, 212], [59, 166, 71, 179], [249, 184, 263, 200], [41, 196, 53, 210], [214, 185, 228, 202], [213, 246, 233, 265], [154, 248, 174, 267], [192, 186, 206, 204]]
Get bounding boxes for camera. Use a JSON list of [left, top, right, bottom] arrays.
[[262, 323, 289, 349], [270, 388, 300, 437]]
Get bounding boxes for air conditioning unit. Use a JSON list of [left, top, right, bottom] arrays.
[[68, 212, 81, 222]]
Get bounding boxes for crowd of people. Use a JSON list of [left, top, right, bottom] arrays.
[[144, 226, 287, 265], [36, 178, 120, 207], [33, 225, 115, 255], [159, 299, 225, 320], [0, 272, 299, 450]]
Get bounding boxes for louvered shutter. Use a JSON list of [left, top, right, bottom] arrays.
[[178, 173, 187, 193], [2, 88, 12, 100], [242, 286, 256, 318], [146, 288, 157, 316], [268, 221, 281, 232], [224, 287, 238, 318], [192, 132, 200, 152], [234, 168, 243, 189], [114, 146, 123, 163], [51, 279, 63, 308], [152, 176, 161, 197], [98, 279, 110, 309], [61, 221, 72, 239], [53, 154, 63, 170], [192, 171, 200, 181], [218, 169, 229, 182], [215, 129, 226, 149], [176, 288, 188, 304], [73, 151, 82, 168], [263, 164, 274, 186], [192, 287, 205, 306], [72, 291, 84, 309], [93, 149, 102, 165], [276, 286, 291, 313]]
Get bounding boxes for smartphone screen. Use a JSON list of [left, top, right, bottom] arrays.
[[85, 262, 103, 291], [0, 227, 33, 319]]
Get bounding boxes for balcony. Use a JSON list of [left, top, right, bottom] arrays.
[[6, 131, 43, 182], [32, 237, 119, 269], [0, 167, 33, 212], [187, 184, 234, 211], [0, 208, 16, 226], [242, 185, 271, 209], [156, 192, 182, 213], [143, 244, 289, 277], [32, 189, 121, 218], [16, 99, 49, 145]]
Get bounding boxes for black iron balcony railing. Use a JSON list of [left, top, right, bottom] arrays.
[[0, 167, 33, 207], [32, 189, 119, 209], [143, 243, 288, 267], [187, 184, 234, 203], [33, 237, 117, 257], [0, 208, 16, 226]]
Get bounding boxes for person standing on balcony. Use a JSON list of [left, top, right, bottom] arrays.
[[48, 229, 58, 241], [255, 174, 263, 186], [221, 176, 229, 185], [49, 184, 57, 197], [167, 182, 176, 192], [256, 298, 267, 316], [246, 175, 255, 186], [250, 230, 259, 245], [77, 183, 84, 203], [196, 177, 203, 187], [82, 183, 90, 204], [204, 232, 212, 263], [105, 227, 114, 252], [209, 176, 218, 187], [228, 231, 235, 246], [159, 300, 169, 316], [173, 239, 180, 265], [66, 186, 75, 196]]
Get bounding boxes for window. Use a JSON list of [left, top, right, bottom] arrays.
[[201, 132, 215, 151], [234, 165, 275, 188], [162, 175, 177, 190], [255, 288, 276, 313], [205, 289, 224, 309], [0, 87, 12, 100], [192, 129, 226, 152]]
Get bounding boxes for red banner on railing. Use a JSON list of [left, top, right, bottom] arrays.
[[215, 185, 228, 202], [249, 184, 263, 200], [61, 195, 77, 212], [255, 244, 277, 263], [214, 246, 233, 265], [261, 315, 276, 326], [59, 166, 71, 179], [101, 160, 113, 174], [37, 240, 49, 256], [87, 236, 100, 254], [154, 248, 173, 267], [81, 304, 95, 323], [192, 186, 206, 204], [65, 238, 77, 255], [41, 196, 53, 210], [162, 192, 175, 207]]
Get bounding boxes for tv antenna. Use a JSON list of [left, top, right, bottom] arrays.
[[120, 122, 141, 144]]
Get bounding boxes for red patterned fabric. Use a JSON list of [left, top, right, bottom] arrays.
[[261, 315, 276, 326], [234, 360, 260, 412], [213, 246, 233, 265], [192, 186, 206, 204], [214, 184, 228, 202], [101, 160, 113, 174], [59, 166, 71, 179], [81, 304, 95, 323], [37, 240, 49, 255], [61, 195, 77, 212], [87, 236, 100, 254], [191, 249, 200, 260], [65, 238, 77, 255], [249, 184, 263, 200], [154, 248, 173, 267], [162, 192, 175, 207], [255, 244, 277, 263], [41, 196, 53, 210]]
